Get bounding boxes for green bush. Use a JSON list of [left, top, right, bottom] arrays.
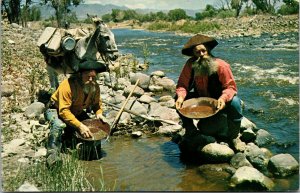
[[180, 21, 221, 33], [277, 2, 299, 15], [147, 21, 170, 30], [216, 10, 236, 18]]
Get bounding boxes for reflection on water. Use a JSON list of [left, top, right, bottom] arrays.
[[84, 136, 299, 191]]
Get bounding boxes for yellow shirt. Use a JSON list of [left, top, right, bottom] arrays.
[[50, 77, 103, 129]]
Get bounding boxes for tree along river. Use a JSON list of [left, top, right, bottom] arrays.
[[84, 29, 299, 191]]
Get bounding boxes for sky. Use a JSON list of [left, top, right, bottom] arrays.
[[83, 0, 219, 10]]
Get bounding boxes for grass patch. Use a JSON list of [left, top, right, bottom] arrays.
[[3, 151, 113, 191]]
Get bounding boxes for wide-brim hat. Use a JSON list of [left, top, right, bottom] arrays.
[[78, 60, 107, 73], [181, 34, 218, 56]]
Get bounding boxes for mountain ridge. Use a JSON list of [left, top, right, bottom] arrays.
[[40, 3, 200, 20]]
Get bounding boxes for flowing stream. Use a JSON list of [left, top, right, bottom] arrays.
[[84, 29, 299, 191]]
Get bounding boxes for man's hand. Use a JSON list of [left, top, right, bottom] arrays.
[[217, 98, 226, 110], [79, 123, 93, 138], [175, 96, 184, 110], [96, 114, 109, 123]]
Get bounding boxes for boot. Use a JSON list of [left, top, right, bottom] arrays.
[[46, 130, 63, 168], [46, 119, 66, 168], [227, 120, 241, 140], [225, 120, 241, 149]]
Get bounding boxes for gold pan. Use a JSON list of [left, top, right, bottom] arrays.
[[179, 97, 219, 119], [76, 119, 110, 141]]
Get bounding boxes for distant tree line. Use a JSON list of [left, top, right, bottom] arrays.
[[1, 0, 299, 27]]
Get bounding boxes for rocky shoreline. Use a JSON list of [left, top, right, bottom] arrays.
[[1, 16, 299, 191]]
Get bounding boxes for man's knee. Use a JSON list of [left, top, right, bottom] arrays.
[[227, 96, 243, 121]]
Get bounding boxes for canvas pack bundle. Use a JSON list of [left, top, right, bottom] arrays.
[[37, 27, 88, 56]]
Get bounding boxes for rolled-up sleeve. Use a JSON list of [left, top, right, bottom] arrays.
[[217, 59, 237, 102]]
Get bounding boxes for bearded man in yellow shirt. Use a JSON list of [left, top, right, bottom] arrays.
[[44, 62, 107, 167]]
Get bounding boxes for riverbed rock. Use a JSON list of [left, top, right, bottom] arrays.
[[198, 163, 235, 181], [268, 154, 299, 177], [129, 72, 150, 89], [148, 102, 180, 122], [138, 94, 157, 104], [240, 117, 257, 131], [244, 143, 269, 171], [230, 152, 253, 169], [255, 129, 274, 147], [148, 85, 164, 92], [124, 84, 144, 97], [24, 102, 45, 119], [230, 166, 274, 191], [157, 124, 182, 135], [240, 128, 256, 143], [151, 70, 165, 77], [200, 143, 235, 163]]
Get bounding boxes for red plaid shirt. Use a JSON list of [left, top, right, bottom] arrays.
[[176, 57, 237, 103]]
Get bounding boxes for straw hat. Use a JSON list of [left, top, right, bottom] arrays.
[[181, 34, 218, 56]]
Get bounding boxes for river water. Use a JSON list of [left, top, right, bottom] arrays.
[[85, 29, 299, 191]]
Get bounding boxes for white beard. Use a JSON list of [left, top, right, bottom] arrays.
[[192, 57, 218, 76], [83, 82, 96, 95]]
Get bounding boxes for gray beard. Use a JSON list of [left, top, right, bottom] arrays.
[[192, 57, 218, 76], [83, 82, 96, 95]]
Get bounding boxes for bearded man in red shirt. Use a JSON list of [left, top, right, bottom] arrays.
[[175, 34, 243, 143]]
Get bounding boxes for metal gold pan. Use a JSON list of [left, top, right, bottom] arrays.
[[76, 119, 110, 141], [179, 97, 219, 119]]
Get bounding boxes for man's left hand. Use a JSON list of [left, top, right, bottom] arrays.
[[96, 114, 109, 123], [217, 98, 226, 110]]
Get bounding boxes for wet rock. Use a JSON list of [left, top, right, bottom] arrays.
[[268, 154, 299, 177], [255, 129, 274, 147], [179, 133, 216, 155], [198, 163, 235, 180], [24, 102, 45, 119], [232, 136, 246, 152], [241, 117, 257, 131], [244, 143, 269, 171], [230, 152, 253, 169], [240, 128, 256, 143], [230, 166, 274, 191], [201, 143, 235, 163]]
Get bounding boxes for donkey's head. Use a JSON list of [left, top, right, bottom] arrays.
[[92, 17, 118, 61]]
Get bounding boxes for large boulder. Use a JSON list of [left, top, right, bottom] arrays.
[[244, 143, 269, 171], [230, 166, 274, 191], [200, 143, 235, 163], [129, 72, 150, 90], [24, 102, 45, 119], [268, 154, 299, 177], [255, 129, 274, 147]]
